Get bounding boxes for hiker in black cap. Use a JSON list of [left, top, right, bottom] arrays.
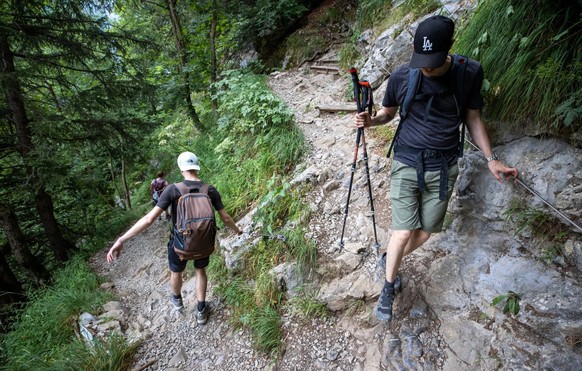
[[354, 15, 518, 322]]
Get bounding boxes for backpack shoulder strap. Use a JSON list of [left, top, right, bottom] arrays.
[[387, 68, 421, 158], [175, 182, 189, 196], [452, 54, 469, 157], [452, 54, 469, 113], [400, 68, 421, 121], [199, 183, 210, 195]]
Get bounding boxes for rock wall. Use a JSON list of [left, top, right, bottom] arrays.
[[430, 139, 582, 369]]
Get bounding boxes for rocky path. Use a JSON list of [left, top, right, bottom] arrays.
[[89, 54, 415, 370], [88, 0, 582, 366]]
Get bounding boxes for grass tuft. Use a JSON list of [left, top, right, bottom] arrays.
[[454, 1, 581, 138], [3, 257, 136, 370]]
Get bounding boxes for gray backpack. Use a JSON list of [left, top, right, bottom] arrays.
[[172, 182, 216, 260]]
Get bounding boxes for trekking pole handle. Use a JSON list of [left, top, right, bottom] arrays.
[[359, 81, 373, 115], [349, 67, 363, 113]]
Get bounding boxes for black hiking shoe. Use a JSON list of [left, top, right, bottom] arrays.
[[169, 295, 183, 310], [196, 304, 210, 325], [375, 281, 396, 322]]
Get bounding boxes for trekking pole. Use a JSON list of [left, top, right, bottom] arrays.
[[358, 80, 381, 253], [339, 68, 363, 250], [339, 68, 381, 252]]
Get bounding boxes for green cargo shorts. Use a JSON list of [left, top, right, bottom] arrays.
[[389, 160, 459, 233]]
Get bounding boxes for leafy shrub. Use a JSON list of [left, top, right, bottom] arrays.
[[215, 71, 294, 134]]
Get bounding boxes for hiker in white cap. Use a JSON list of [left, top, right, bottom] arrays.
[[107, 151, 242, 325]]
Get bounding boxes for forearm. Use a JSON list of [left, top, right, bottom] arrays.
[[218, 209, 242, 234], [465, 109, 494, 157], [369, 108, 394, 127], [465, 109, 518, 181]]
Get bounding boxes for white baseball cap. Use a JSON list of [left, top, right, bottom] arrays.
[[177, 151, 200, 171]]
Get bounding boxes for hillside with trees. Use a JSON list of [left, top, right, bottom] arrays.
[[1, 0, 580, 369]]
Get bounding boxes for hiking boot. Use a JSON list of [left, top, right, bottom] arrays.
[[196, 304, 210, 325], [374, 282, 396, 322], [169, 295, 183, 310]]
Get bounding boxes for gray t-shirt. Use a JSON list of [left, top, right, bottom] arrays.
[[382, 55, 484, 171]]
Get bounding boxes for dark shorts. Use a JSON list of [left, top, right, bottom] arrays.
[[167, 241, 210, 272]]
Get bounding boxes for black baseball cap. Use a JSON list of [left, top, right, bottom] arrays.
[[410, 15, 455, 69]]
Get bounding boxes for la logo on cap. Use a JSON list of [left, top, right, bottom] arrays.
[[422, 36, 432, 51]]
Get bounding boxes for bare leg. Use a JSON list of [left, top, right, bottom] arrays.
[[195, 268, 208, 303], [170, 271, 183, 296], [403, 229, 431, 256], [385, 229, 431, 282]]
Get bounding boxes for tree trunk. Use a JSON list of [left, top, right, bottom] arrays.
[[121, 157, 132, 210], [34, 188, 75, 261], [0, 250, 26, 334], [1, 32, 75, 263], [209, 0, 218, 118], [167, 0, 205, 132], [0, 203, 51, 283]]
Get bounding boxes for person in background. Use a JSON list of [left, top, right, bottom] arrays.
[[150, 171, 169, 220]]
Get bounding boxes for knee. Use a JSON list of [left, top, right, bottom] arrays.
[[196, 268, 207, 278], [416, 229, 431, 243], [392, 229, 413, 242]]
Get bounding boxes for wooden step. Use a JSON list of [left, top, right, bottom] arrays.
[[310, 65, 340, 74], [316, 103, 358, 112]]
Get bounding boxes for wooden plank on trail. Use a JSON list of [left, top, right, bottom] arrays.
[[314, 59, 340, 65], [310, 66, 340, 74], [316, 104, 357, 112]]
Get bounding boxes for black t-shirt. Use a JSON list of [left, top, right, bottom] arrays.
[[156, 180, 225, 225], [382, 55, 484, 171]]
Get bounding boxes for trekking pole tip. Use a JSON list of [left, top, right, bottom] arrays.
[[339, 240, 345, 252]]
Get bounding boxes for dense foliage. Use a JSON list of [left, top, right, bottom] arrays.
[[454, 0, 582, 139], [0, 2, 162, 334]]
